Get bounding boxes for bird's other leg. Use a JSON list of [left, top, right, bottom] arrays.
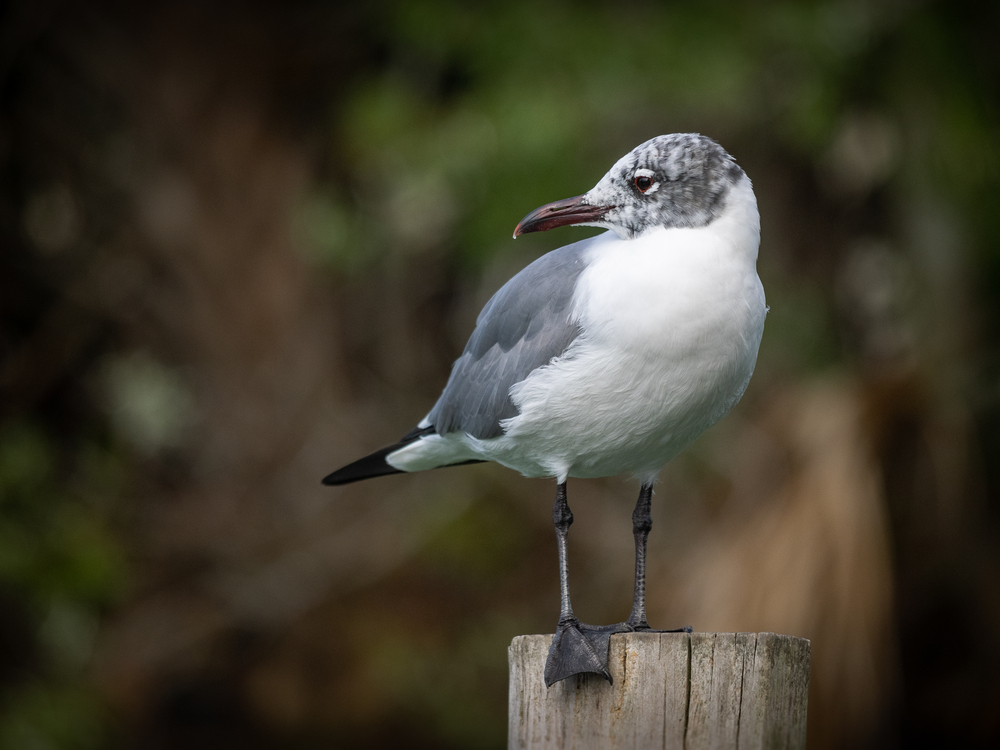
[[627, 483, 653, 629], [624, 483, 692, 636], [544, 482, 614, 687]]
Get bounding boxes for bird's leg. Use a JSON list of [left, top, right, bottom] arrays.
[[623, 483, 692, 637], [543, 482, 691, 688], [544, 482, 615, 687], [626, 483, 653, 629], [554, 482, 576, 623]]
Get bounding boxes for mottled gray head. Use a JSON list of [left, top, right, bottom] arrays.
[[515, 133, 746, 240]]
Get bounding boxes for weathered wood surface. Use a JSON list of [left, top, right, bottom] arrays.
[[508, 632, 809, 750]]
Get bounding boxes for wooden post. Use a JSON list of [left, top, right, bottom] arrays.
[[508, 632, 809, 750]]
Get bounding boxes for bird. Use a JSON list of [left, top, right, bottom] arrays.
[[323, 133, 766, 687]]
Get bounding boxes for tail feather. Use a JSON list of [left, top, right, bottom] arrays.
[[322, 426, 484, 486]]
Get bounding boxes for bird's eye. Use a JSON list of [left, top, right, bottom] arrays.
[[634, 175, 654, 193]]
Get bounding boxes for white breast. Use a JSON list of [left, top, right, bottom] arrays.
[[483, 177, 766, 483]]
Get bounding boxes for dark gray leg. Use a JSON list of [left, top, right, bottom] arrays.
[[543, 482, 691, 688], [626, 483, 653, 629], [544, 482, 613, 686], [624, 484, 690, 636], [554, 482, 576, 624]]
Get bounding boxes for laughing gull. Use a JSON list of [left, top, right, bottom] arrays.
[[324, 133, 766, 686]]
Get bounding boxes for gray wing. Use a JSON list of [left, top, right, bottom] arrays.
[[426, 235, 597, 439]]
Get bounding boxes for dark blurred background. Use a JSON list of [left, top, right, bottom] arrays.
[[1, 0, 999, 747]]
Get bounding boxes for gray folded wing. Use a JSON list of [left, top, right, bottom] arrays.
[[427, 236, 596, 439]]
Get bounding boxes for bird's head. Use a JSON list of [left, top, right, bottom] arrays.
[[514, 133, 746, 240]]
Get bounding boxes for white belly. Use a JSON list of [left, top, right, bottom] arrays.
[[480, 225, 766, 482]]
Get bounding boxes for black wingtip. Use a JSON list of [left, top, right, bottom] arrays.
[[322, 426, 436, 486], [321, 445, 405, 486], [322, 425, 486, 487]]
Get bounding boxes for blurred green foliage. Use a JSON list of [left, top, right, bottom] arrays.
[[0, 425, 127, 750]]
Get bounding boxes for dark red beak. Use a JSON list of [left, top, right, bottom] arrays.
[[513, 194, 613, 237]]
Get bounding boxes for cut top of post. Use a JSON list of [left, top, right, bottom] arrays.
[[508, 631, 810, 750]]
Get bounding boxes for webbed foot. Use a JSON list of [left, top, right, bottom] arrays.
[[544, 618, 693, 687], [544, 618, 619, 686]]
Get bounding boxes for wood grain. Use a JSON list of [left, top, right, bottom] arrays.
[[508, 632, 809, 750]]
